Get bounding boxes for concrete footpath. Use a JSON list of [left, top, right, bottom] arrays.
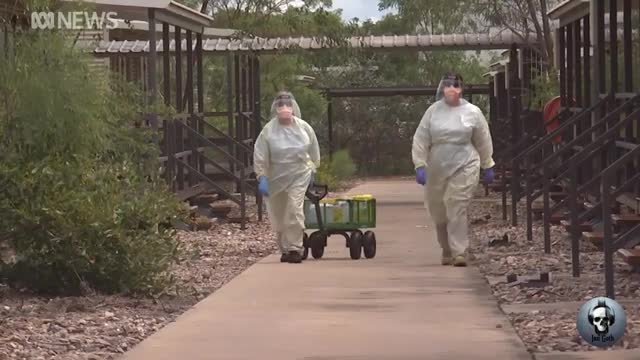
[[120, 179, 532, 360]]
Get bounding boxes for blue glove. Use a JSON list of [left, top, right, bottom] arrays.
[[481, 167, 495, 184], [415, 166, 426, 185], [258, 176, 269, 196]]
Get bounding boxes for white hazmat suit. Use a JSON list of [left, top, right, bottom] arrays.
[[412, 96, 494, 264], [254, 92, 320, 260]]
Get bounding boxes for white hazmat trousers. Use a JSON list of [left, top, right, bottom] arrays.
[[254, 116, 320, 254], [411, 99, 495, 258]]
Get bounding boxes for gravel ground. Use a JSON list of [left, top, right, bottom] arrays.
[[468, 189, 630, 280], [491, 271, 640, 304], [3, 181, 637, 358], [510, 304, 640, 352], [468, 185, 640, 353], [0, 213, 279, 360], [0, 178, 365, 360]]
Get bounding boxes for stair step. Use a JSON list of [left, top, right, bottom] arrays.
[[612, 214, 640, 226], [560, 220, 593, 233], [583, 231, 603, 246], [618, 248, 640, 267], [550, 212, 568, 224], [549, 192, 567, 201]]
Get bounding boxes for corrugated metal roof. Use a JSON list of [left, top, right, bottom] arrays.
[[109, 19, 237, 38], [91, 31, 531, 54]]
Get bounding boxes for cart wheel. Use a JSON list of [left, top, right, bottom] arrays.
[[363, 230, 377, 259], [302, 232, 309, 260], [309, 231, 326, 259], [349, 231, 363, 260]]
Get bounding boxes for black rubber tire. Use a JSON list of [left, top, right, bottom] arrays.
[[349, 231, 363, 260], [302, 232, 309, 260], [363, 230, 377, 259], [310, 231, 326, 259]]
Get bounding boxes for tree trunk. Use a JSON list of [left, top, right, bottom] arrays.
[[525, 0, 547, 62], [200, 0, 210, 14], [540, 0, 554, 68]]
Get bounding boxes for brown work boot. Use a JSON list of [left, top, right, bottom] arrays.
[[441, 249, 453, 265], [453, 255, 467, 267], [436, 224, 452, 265], [286, 251, 303, 264]]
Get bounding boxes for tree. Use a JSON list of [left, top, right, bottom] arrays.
[[472, 0, 559, 66], [379, 0, 559, 72], [378, 0, 478, 34]]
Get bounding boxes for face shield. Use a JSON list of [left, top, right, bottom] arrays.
[[270, 91, 302, 120], [435, 74, 463, 102]]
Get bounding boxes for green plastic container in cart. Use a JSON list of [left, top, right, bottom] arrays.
[[304, 195, 376, 230], [302, 184, 378, 261]]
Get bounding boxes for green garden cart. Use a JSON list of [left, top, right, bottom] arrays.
[[302, 183, 377, 260]]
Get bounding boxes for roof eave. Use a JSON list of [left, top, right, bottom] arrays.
[[547, 0, 590, 23]]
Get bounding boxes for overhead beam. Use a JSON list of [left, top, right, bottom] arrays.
[[324, 84, 490, 98], [91, 32, 532, 56]]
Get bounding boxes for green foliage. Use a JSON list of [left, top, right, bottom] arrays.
[[316, 149, 357, 189], [528, 68, 559, 111], [0, 30, 184, 295], [378, 0, 478, 33], [327, 149, 357, 179], [0, 158, 185, 295]]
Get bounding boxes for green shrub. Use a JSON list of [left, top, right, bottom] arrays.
[[0, 158, 185, 295], [316, 149, 356, 190], [529, 67, 559, 111], [0, 31, 185, 295], [329, 149, 357, 179]]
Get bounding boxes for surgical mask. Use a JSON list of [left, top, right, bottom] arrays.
[[444, 85, 461, 101], [435, 75, 463, 102], [277, 105, 293, 121]]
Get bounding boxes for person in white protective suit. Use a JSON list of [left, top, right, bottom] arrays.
[[253, 91, 321, 264], [411, 72, 496, 267]]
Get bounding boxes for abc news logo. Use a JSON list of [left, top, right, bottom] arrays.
[[30, 11, 118, 30]]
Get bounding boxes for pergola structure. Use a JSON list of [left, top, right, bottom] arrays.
[[87, 19, 542, 228], [321, 84, 492, 158], [80, 4, 261, 227]]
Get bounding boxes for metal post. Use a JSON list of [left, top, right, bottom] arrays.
[[253, 56, 263, 221], [602, 174, 614, 299], [234, 54, 241, 192], [542, 163, 551, 254], [162, 22, 173, 186], [147, 9, 158, 131], [509, 45, 521, 226], [226, 53, 235, 191], [327, 94, 334, 161], [559, 26, 566, 109], [609, 0, 618, 95], [186, 30, 196, 187], [240, 168, 246, 230], [525, 156, 533, 241], [175, 26, 184, 191], [569, 161, 580, 277], [196, 33, 205, 174]]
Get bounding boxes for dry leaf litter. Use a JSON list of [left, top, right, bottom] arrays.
[[0, 199, 277, 360], [468, 185, 640, 352]]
